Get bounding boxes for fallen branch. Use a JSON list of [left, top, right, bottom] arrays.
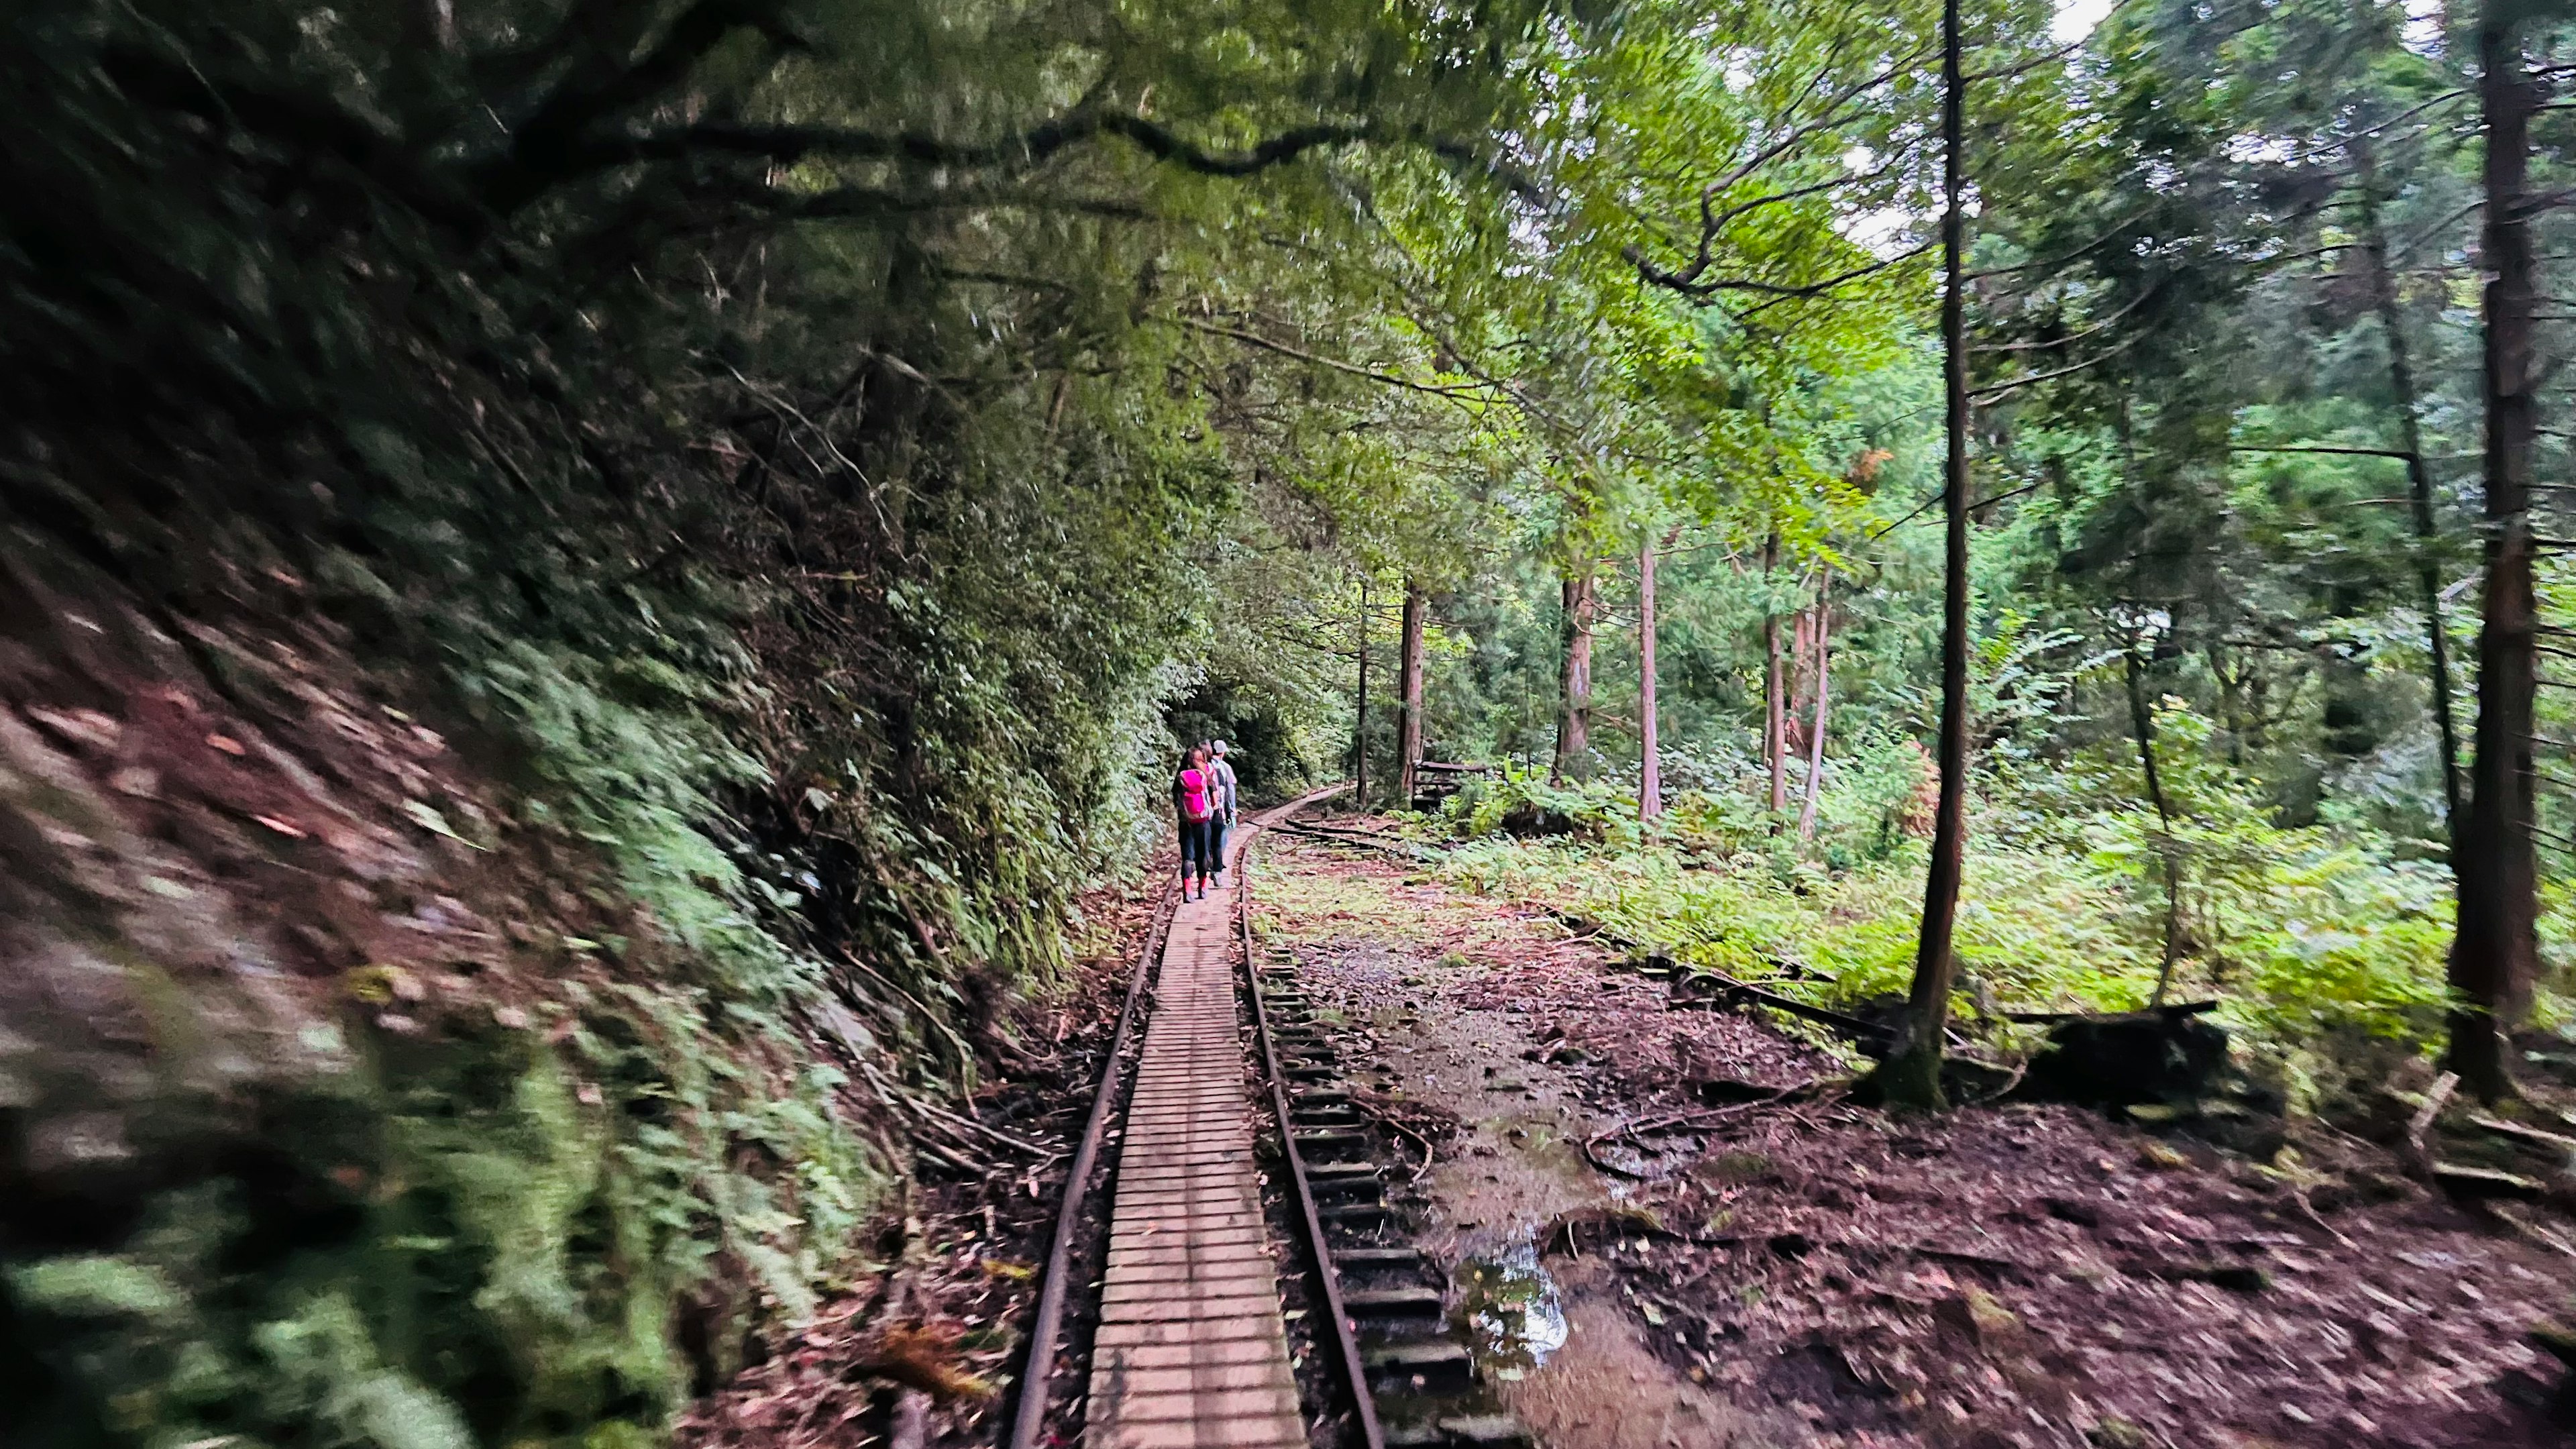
[[2468, 1113, 2576, 1155], [2000, 1000, 2220, 1024], [1273, 820, 1437, 860], [1581, 1083, 1829, 1175], [1669, 971, 1884, 1040], [2405, 1071, 2460, 1181], [1961, 1056, 2031, 1106], [1900, 1242, 2027, 1275], [1578, 1136, 1658, 1179]]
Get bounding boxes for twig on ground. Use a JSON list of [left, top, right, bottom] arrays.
[[2288, 1187, 2358, 1250], [876, 1203, 935, 1449], [1963, 1057, 2031, 1106], [1581, 1083, 1828, 1175], [2481, 1201, 2576, 1258]]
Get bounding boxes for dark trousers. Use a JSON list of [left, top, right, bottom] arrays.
[[1211, 814, 1229, 869], [1178, 818, 1214, 879]]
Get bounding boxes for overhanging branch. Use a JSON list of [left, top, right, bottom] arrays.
[[1174, 317, 1500, 400]]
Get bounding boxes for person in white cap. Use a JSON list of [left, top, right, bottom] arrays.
[[1208, 740, 1240, 881]]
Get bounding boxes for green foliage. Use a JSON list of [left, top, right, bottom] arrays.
[[1443, 703, 2469, 1054], [5, 1021, 875, 1449], [1444, 764, 1641, 845]]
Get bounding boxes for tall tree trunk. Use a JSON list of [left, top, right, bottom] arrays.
[[2353, 138, 2464, 833], [1788, 606, 1818, 757], [1397, 584, 1427, 808], [1799, 572, 1835, 839], [1554, 567, 1597, 783], [1639, 543, 1664, 820], [1878, 0, 1970, 1110], [2125, 636, 2186, 1007], [1353, 580, 1371, 806], [1765, 533, 1788, 818], [2452, 7, 2540, 1102]]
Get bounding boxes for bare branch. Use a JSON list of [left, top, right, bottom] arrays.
[[1967, 331, 2144, 398], [1957, 35, 2090, 83], [1966, 204, 2158, 280], [1629, 42, 1937, 293], [1173, 317, 1498, 400]]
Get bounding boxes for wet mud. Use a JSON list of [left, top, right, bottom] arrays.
[[1263, 839, 1806, 1448], [1258, 833, 2574, 1449]]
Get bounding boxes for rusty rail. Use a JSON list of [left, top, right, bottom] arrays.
[[1003, 883, 1176, 1449], [1238, 820, 1386, 1449]]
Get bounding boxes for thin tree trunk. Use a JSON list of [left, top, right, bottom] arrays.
[[1788, 606, 1818, 758], [2451, 7, 2540, 1102], [1799, 572, 1834, 839], [1765, 533, 1788, 818], [1397, 583, 1427, 808], [1354, 580, 1371, 805], [2125, 637, 2185, 1007], [1640, 543, 1664, 820], [1880, 0, 1970, 1110], [1554, 567, 1597, 783], [2209, 644, 2245, 767], [2353, 138, 2464, 834]]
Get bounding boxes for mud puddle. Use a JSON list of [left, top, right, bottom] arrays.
[[1455, 1239, 1570, 1382]]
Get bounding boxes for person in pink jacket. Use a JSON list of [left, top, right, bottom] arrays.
[[1171, 744, 1217, 900]]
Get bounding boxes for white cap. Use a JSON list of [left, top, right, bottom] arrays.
[[1212, 740, 1229, 754]]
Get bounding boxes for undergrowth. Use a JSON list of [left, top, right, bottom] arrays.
[[1432, 704, 2504, 1062]]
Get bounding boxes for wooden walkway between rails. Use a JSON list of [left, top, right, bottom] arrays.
[[1084, 839, 1306, 1448]]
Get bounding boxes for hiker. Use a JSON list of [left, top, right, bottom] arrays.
[[1208, 739, 1240, 882], [1173, 743, 1216, 900]]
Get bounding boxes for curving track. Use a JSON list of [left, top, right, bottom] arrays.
[[1009, 788, 1367, 1449]]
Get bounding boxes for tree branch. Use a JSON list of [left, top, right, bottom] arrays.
[[2231, 443, 2413, 458], [1635, 239, 1934, 303], [494, 0, 808, 207], [1966, 330, 2143, 398], [1971, 277, 2161, 354], [1174, 317, 1498, 400]]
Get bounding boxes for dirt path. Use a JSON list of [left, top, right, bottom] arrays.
[[1255, 835, 2573, 1449]]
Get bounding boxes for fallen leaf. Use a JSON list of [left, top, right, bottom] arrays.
[[205, 733, 248, 756], [400, 798, 482, 848], [345, 966, 399, 1005], [855, 1322, 996, 1401], [2137, 1141, 2192, 1171]]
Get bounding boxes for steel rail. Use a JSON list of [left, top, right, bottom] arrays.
[[1003, 882, 1177, 1449], [1238, 818, 1386, 1449]]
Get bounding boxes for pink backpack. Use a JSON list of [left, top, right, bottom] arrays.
[[1179, 768, 1212, 822]]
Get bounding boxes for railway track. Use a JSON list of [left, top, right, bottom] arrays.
[[1006, 791, 1534, 1449]]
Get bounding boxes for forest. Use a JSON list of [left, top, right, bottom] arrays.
[[3, 0, 2575, 1445]]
